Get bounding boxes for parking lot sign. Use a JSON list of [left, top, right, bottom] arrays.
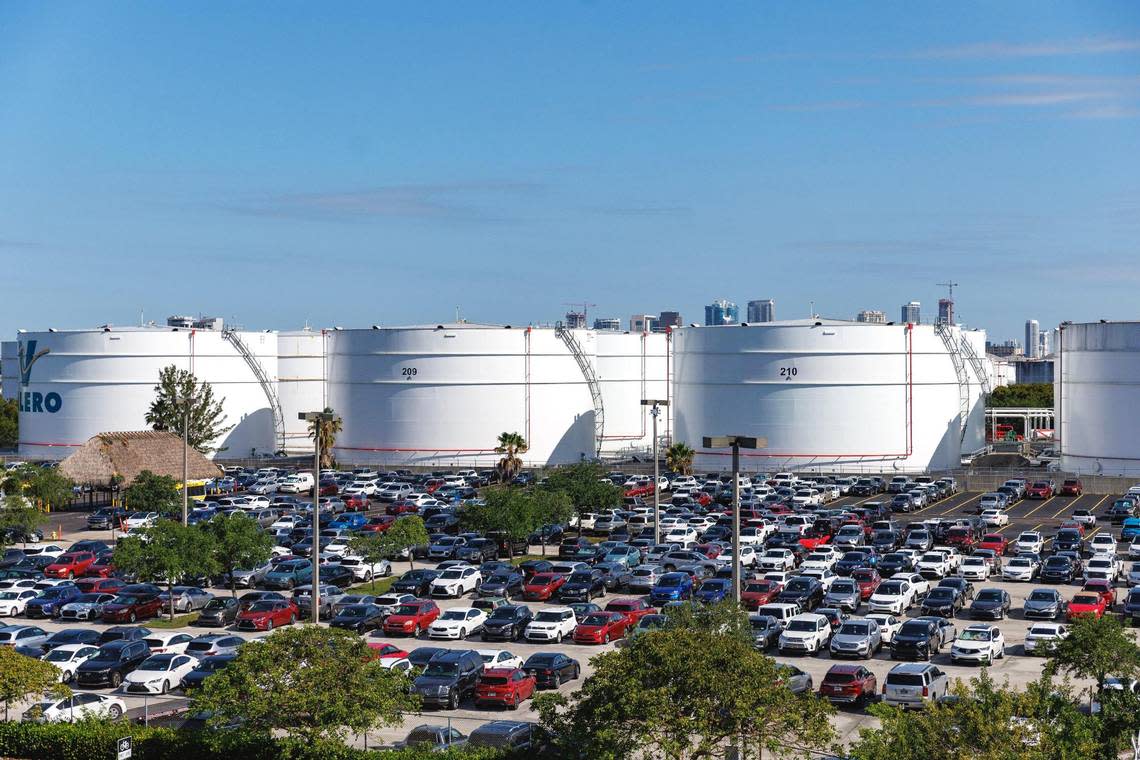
[[116, 737, 132, 760]]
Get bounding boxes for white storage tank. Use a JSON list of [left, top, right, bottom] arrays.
[[278, 329, 327, 454], [15, 325, 279, 460], [1, 341, 16, 402], [326, 324, 597, 467], [672, 320, 986, 473], [595, 330, 669, 454], [1057, 321, 1140, 475]]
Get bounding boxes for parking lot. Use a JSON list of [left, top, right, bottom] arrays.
[[4, 474, 1130, 748]]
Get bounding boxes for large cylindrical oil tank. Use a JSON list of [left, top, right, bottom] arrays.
[[1, 341, 16, 401], [595, 331, 669, 455], [15, 327, 278, 460], [960, 328, 992, 455], [672, 320, 981, 473], [278, 330, 327, 454], [326, 324, 596, 467], [1057, 321, 1140, 475]]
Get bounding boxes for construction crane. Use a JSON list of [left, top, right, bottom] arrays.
[[937, 281, 959, 300], [563, 301, 597, 328]]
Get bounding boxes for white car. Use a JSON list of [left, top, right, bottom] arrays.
[[524, 606, 578, 642], [1084, 555, 1120, 583], [664, 527, 699, 546], [270, 515, 304, 532], [143, 632, 194, 654], [335, 556, 392, 582], [1128, 563, 1140, 587], [0, 589, 38, 616], [865, 613, 903, 644], [1015, 532, 1044, 555], [980, 509, 1009, 527], [377, 483, 413, 501], [248, 479, 281, 495], [1129, 539, 1140, 561], [778, 613, 831, 655], [798, 567, 838, 592], [427, 607, 487, 640], [758, 549, 796, 572], [1002, 556, 1039, 582], [714, 546, 757, 567], [22, 543, 66, 558], [958, 556, 991, 581], [1024, 622, 1069, 655], [277, 473, 314, 494], [122, 653, 200, 694], [477, 649, 524, 670], [124, 512, 159, 530], [429, 567, 481, 598], [895, 572, 931, 599], [801, 552, 839, 572], [24, 693, 125, 722], [41, 644, 101, 684], [950, 624, 1005, 665], [1089, 535, 1119, 557], [245, 495, 272, 509], [868, 579, 916, 614], [916, 552, 951, 579], [0, 578, 39, 592], [381, 657, 412, 675]]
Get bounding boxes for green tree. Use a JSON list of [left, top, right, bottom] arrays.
[[145, 364, 233, 454], [306, 407, 343, 469], [660, 599, 753, 643], [459, 486, 573, 558], [203, 514, 275, 598], [190, 626, 418, 747], [988, 383, 1053, 409], [1046, 613, 1140, 700], [0, 504, 49, 548], [665, 441, 695, 476], [349, 515, 430, 571], [112, 520, 220, 620], [544, 462, 622, 537], [1, 466, 74, 510], [494, 431, 528, 480], [0, 646, 69, 721], [123, 470, 181, 517], [534, 622, 836, 760], [345, 532, 396, 590], [0, 398, 17, 450]]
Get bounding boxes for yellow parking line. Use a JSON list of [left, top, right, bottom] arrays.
[[1021, 496, 1057, 520], [940, 493, 981, 516]]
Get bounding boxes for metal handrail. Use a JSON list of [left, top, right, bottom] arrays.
[[222, 329, 285, 452], [555, 324, 605, 456]]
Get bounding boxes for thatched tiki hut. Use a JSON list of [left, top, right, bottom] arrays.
[[60, 431, 222, 492]]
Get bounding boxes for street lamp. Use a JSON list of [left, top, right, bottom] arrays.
[[702, 435, 766, 605], [300, 411, 335, 624], [641, 399, 669, 545]]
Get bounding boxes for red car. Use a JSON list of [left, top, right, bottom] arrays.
[[818, 664, 877, 706], [101, 593, 163, 623], [1081, 580, 1117, 609], [1025, 481, 1055, 499], [382, 600, 441, 636], [366, 640, 411, 658], [1059, 479, 1083, 497], [1059, 521, 1086, 536], [83, 553, 117, 578], [315, 482, 339, 497], [978, 533, 1010, 555], [387, 501, 419, 516], [361, 516, 396, 533], [799, 533, 831, 551], [573, 611, 631, 644], [694, 543, 724, 559], [850, 568, 881, 600], [74, 577, 126, 595], [604, 598, 656, 625], [741, 579, 783, 610], [343, 494, 369, 511], [1067, 592, 1108, 620], [475, 667, 537, 709], [522, 573, 566, 601], [424, 479, 445, 493], [235, 599, 299, 631], [44, 551, 98, 579]]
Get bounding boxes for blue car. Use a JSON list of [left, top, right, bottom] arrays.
[[24, 585, 83, 619], [328, 513, 368, 531], [650, 572, 694, 604], [694, 578, 730, 604], [1122, 518, 1140, 542], [262, 560, 313, 590]]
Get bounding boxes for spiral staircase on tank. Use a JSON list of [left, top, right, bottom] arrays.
[[555, 323, 605, 457], [222, 328, 286, 453]]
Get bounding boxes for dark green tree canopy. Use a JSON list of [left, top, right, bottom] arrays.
[[0, 398, 17, 450], [146, 364, 233, 454], [204, 514, 275, 597], [543, 462, 622, 517], [349, 515, 430, 570], [459, 486, 572, 543], [988, 383, 1053, 409], [123, 470, 181, 516], [112, 520, 220, 619]]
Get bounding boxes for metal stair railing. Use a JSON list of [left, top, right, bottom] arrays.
[[959, 334, 993, 396], [935, 323, 971, 446], [555, 323, 605, 456], [222, 329, 285, 452]]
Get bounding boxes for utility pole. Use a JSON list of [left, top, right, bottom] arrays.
[[181, 391, 190, 526], [301, 411, 335, 624], [642, 399, 669, 544], [703, 436, 766, 605]]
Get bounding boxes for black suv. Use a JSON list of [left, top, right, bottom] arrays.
[[480, 604, 534, 642], [86, 508, 128, 530], [776, 577, 824, 611], [890, 619, 944, 661], [75, 639, 151, 688], [468, 720, 534, 752], [454, 538, 499, 564], [559, 570, 606, 602], [391, 570, 441, 597], [411, 649, 484, 709]]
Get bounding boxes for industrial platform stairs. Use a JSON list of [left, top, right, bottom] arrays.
[[554, 323, 606, 456], [222, 329, 286, 453], [935, 323, 972, 447]]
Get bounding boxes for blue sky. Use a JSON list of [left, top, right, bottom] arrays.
[[2, 2, 1138, 343]]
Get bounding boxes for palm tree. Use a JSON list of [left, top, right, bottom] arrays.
[[665, 441, 695, 476], [495, 432, 528, 481], [307, 407, 343, 469]]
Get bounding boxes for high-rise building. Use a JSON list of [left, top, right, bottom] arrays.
[[657, 311, 682, 332], [937, 299, 954, 325], [593, 317, 622, 331], [704, 299, 739, 326], [1039, 330, 1052, 357], [564, 311, 586, 329], [1025, 320, 1040, 359], [901, 301, 921, 324], [857, 310, 886, 324], [746, 299, 775, 323], [630, 314, 657, 333]]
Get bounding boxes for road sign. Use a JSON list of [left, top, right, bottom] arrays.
[[116, 737, 132, 760]]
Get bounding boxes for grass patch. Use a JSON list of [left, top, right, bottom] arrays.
[[510, 553, 555, 565], [147, 613, 198, 629], [345, 575, 398, 595]]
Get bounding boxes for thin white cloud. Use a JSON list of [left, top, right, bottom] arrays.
[[769, 99, 868, 112], [904, 37, 1140, 60]]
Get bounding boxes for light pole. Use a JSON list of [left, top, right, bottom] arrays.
[[300, 411, 335, 624], [180, 390, 192, 526], [641, 399, 669, 545], [703, 436, 766, 605]]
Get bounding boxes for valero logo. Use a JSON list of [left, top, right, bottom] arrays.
[[18, 339, 62, 414]]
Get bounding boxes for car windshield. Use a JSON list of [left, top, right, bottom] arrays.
[[393, 605, 421, 616], [44, 649, 79, 662], [1009, 559, 1032, 567], [899, 622, 930, 635], [785, 579, 812, 593], [247, 602, 277, 612], [927, 588, 954, 600], [140, 655, 175, 670], [1045, 558, 1069, 568], [1072, 595, 1099, 605], [958, 629, 993, 641], [838, 623, 871, 636], [423, 662, 458, 677], [534, 611, 566, 623], [878, 582, 904, 595], [831, 581, 858, 593], [1029, 626, 1060, 635], [786, 620, 818, 632], [1028, 591, 1056, 601], [339, 607, 367, 617], [439, 570, 465, 580], [439, 610, 467, 621], [568, 573, 594, 584], [977, 591, 1003, 602]]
